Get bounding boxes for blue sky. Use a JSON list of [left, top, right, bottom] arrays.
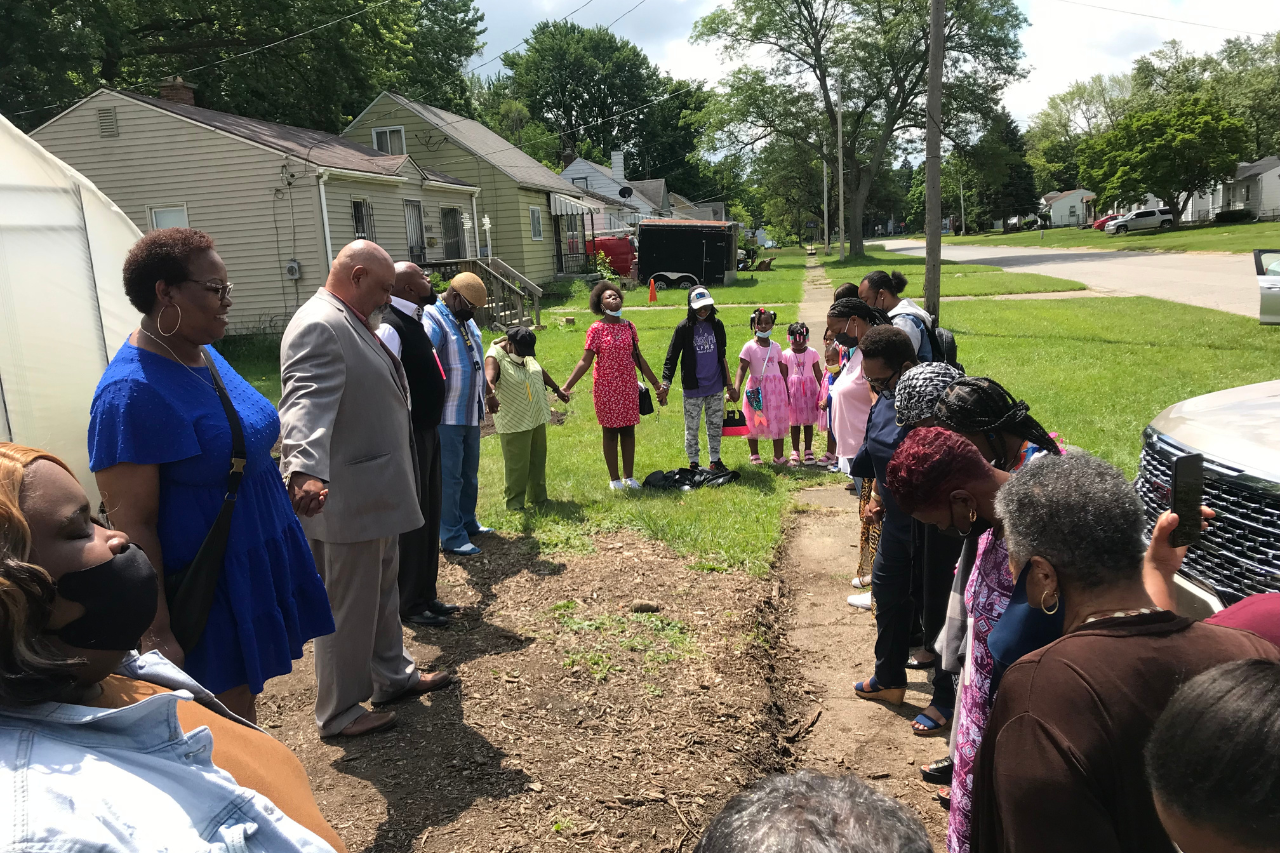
[[466, 0, 1280, 127]]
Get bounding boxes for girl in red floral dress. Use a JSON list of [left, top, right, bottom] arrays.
[[563, 282, 667, 489]]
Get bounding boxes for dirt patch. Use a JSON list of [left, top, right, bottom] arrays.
[[769, 486, 949, 846], [259, 530, 789, 852]]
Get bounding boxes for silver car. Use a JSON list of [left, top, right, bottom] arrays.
[[1257, 249, 1280, 325], [1136, 380, 1280, 615], [1105, 207, 1174, 235]]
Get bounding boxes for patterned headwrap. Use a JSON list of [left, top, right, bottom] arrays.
[[894, 362, 964, 427]]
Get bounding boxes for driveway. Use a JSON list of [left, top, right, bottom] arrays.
[[878, 239, 1259, 318]]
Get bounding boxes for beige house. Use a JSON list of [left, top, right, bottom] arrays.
[[32, 83, 480, 333], [344, 92, 594, 281]]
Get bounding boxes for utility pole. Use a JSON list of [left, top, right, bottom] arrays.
[[958, 171, 966, 236], [823, 140, 830, 255], [836, 80, 846, 261], [924, 0, 945, 321]]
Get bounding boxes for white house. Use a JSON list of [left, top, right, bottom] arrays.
[[1185, 156, 1280, 222], [1040, 188, 1096, 227], [561, 151, 672, 231]]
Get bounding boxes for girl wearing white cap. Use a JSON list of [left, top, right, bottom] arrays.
[[660, 287, 736, 471]]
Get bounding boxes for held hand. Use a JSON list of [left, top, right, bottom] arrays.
[[730, 386, 741, 403], [289, 473, 328, 518], [817, 397, 828, 411], [862, 499, 885, 525], [557, 389, 571, 403], [656, 386, 669, 406], [486, 393, 500, 413], [1146, 507, 1214, 580]]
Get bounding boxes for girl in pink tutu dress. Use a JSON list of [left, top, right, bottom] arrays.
[[732, 308, 791, 465], [780, 322, 824, 466]]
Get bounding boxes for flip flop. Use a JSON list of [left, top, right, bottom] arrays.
[[911, 706, 954, 736], [937, 786, 951, 811], [854, 675, 906, 706], [920, 756, 953, 786]]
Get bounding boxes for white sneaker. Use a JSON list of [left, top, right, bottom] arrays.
[[851, 575, 870, 589], [847, 592, 873, 610], [624, 477, 642, 489], [609, 480, 626, 490]]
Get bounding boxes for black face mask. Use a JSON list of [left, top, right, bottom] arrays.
[[936, 501, 975, 539], [453, 306, 474, 323], [51, 544, 158, 651], [835, 332, 858, 348]]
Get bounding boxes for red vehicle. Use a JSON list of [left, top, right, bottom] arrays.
[[1093, 214, 1121, 231], [588, 235, 636, 278]]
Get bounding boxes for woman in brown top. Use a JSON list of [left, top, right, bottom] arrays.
[[971, 450, 1280, 853]]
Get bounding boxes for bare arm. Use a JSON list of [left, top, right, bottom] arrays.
[[734, 357, 749, 398], [724, 358, 739, 402], [811, 358, 824, 385], [561, 349, 595, 393], [96, 463, 183, 666], [484, 355, 501, 413], [635, 351, 666, 405], [542, 368, 570, 403], [1143, 507, 1215, 612]]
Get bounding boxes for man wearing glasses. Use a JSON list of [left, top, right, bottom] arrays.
[[422, 272, 493, 557]]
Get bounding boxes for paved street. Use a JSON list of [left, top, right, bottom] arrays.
[[878, 239, 1260, 318]]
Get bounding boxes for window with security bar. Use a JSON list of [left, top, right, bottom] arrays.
[[352, 199, 376, 241], [404, 200, 426, 263]]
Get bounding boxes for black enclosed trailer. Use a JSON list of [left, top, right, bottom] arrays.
[[636, 219, 739, 288]]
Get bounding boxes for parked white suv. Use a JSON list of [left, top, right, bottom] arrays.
[[1105, 207, 1174, 235]]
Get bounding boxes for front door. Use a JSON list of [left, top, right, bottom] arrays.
[[441, 207, 465, 259]]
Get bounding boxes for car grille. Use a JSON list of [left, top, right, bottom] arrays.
[[1137, 437, 1280, 605]]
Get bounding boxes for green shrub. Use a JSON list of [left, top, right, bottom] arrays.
[[1214, 208, 1256, 224]]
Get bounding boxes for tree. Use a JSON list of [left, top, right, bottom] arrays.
[[1024, 73, 1131, 196], [1077, 95, 1249, 225], [502, 21, 659, 165], [754, 138, 823, 244], [469, 74, 562, 167], [965, 107, 1038, 231], [1, 0, 486, 133], [693, 0, 1026, 255]]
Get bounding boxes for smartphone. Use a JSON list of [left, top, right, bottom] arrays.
[[1169, 453, 1204, 548]]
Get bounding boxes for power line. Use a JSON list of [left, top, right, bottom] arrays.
[[604, 0, 650, 29], [1042, 0, 1272, 37], [467, 0, 601, 74], [14, 0, 398, 117]]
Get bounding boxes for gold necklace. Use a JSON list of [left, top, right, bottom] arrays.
[[138, 327, 214, 389]]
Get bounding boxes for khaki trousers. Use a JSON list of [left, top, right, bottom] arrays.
[[310, 536, 417, 736]]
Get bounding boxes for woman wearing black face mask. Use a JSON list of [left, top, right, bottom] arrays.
[[823, 298, 886, 478], [0, 442, 347, 852]]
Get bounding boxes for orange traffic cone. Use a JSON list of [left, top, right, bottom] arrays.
[[649, 278, 657, 303]]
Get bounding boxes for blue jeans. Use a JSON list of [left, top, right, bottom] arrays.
[[438, 424, 481, 550]]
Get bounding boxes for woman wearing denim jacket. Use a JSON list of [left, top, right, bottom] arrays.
[[0, 442, 345, 853]]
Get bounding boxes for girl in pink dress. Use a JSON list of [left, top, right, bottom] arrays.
[[732, 308, 791, 464], [780, 322, 824, 466], [562, 282, 667, 490]]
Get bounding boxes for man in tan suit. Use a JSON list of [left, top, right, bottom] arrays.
[[279, 240, 451, 737]]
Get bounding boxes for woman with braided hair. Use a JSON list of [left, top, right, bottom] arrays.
[[933, 377, 1061, 472]]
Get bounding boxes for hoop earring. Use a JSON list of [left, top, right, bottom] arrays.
[[969, 509, 977, 523], [1040, 589, 1060, 615], [157, 303, 182, 337]]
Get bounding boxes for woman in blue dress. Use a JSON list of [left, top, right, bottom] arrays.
[[90, 228, 334, 723]]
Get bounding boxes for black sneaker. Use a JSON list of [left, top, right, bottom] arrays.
[[708, 460, 729, 473]]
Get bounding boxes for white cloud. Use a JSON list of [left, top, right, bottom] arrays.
[[1004, 0, 1280, 127]]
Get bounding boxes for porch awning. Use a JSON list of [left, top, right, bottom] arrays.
[[551, 193, 596, 216]]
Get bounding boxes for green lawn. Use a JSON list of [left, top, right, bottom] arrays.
[[942, 297, 1280, 475], [220, 306, 839, 575], [824, 248, 1086, 297], [940, 219, 1280, 254], [544, 246, 809, 310]]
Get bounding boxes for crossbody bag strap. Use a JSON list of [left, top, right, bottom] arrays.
[[201, 346, 247, 496]]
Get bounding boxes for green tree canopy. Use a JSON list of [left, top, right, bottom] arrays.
[[1077, 94, 1249, 224], [2, 0, 485, 133]]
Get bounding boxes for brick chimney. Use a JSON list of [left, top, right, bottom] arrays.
[[158, 76, 196, 106], [611, 150, 626, 184]]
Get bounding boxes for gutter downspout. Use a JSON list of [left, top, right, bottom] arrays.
[[470, 194, 481, 258], [318, 170, 334, 269]]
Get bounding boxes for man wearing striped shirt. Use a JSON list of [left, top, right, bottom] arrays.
[[422, 272, 492, 557]]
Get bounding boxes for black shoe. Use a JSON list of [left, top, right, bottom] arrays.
[[402, 611, 450, 628], [426, 599, 462, 616], [920, 756, 953, 786], [709, 460, 729, 473]]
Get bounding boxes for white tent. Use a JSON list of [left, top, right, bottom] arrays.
[[0, 111, 141, 504]]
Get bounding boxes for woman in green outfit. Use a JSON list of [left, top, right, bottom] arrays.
[[484, 327, 571, 510]]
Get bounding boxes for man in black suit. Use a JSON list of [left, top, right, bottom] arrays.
[[374, 262, 461, 627]]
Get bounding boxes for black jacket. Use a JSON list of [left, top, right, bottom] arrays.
[[662, 316, 728, 392]]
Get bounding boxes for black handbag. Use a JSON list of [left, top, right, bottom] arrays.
[[638, 382, 655, 416], [164, 346, 246, 654]]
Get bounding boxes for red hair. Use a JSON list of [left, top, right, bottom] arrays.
[[886, 427, 993, 514]]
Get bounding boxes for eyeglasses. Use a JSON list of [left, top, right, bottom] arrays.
[[866, 367, 900, 394], [455, 290, 476, 312], [185, 278, 234, 300]]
